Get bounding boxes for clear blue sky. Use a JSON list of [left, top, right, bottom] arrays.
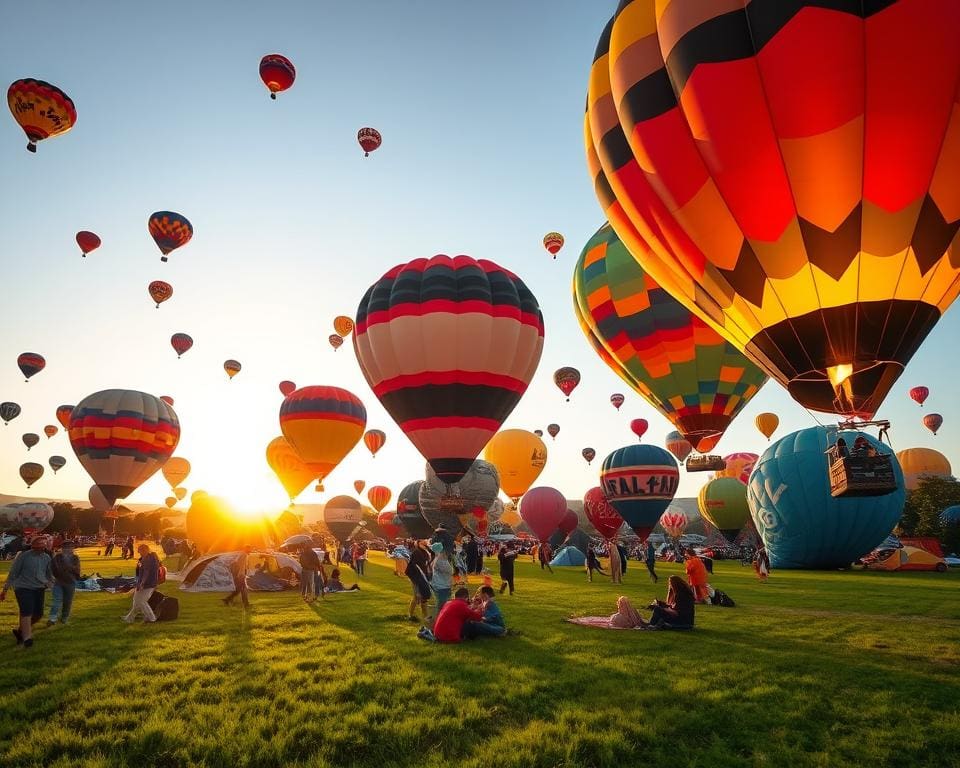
[[1, 0, 957, 515]]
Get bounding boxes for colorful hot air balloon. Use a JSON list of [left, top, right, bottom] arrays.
[[266, 436, 315, 502], [587, 3, 960, 421], [698, 478, 751, 544], [574, 224, 766, 450], [558, 509, 579, 536], [149, 280, 173, 308], [68, 391, 179, 506], [354, 254, 544, 485], [224, 359, 242, 379], [940, 505, 960, 527], [363, 429, 386, 458], [159, 396, 174, 407], [1, 502, 54, 532], [909, 386, 930, 407], [55, 405, 73, 429], [174, 487, 187, 501], [717, 453, 760, 486], [546, 424, 560, 440], [923, 413, 943, 436], [76, 231, 101, 257], [396, 480, 433, 539], [664, 431, 693, 463], [519, 487, 568, 542], [419, 461, 500, 537], [582, 447, 596, 465], [533, 429, 543, 438], [279, 381, 297, 397], [357, 127, 382, 157], [162, 457, 190, 489], [756, 413, 780, 441], [323, 495, 362, 543], [333, 316, 355, 337], [1, 402, 21, 425], [165, 496, 177, 509], [329, 334, 344, 351], [17, 352, 45, 381], [279, 386, 367, 490], [659, 511, 687, 539], [7, 78, 76, 152], [630, 419, 648, 441], [482, 429, 547, 503], [19, 462, 43, 487], [43, 425, 58, 439], [554, 367, 581, 401], [377, 510, 401, 539], [353, 480, 366, 495], [170, 333, 193, 358], [367, 485, 391, 514], [543, 232, 564, 259], [610, 393, 625, 411], [259, 54, 296, 99], [600, 444, 679, 540], [897, 448, 952, 492], [22, 433, 39, 450], [149, 212, 193, 263], [48, 456, 66, 474]]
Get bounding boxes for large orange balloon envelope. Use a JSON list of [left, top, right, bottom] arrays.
[[69, 390, 180, 505], [7, 79, 76, 152], [259, 54, 295, 99], [589, 3, 960, 420], [354, 255, 544, 484], [367, 485, 391, 513], [896, 447, 951, 491], [363, 429, 386, 457], [162, 457, 190, 489], [149, 281, 173, 308], [279, 386, 366, 489], [482, 429, 547, 503], [76, 231, 100, 257], [519, 487, 567, 542], [149, 212, 192, 263], [56, 405, 74, 430], [266, 436, 315, 502], [357, 128, 382, 157]]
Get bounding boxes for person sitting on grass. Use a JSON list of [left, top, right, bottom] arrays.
[[648, 575, 695, 630], [426, 587, 482, 643], [325, 568, 359, 592], [463, 585, 507, 639], [609, 596, 646, 628]]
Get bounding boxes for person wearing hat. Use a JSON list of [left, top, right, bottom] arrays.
[[49, 540, 81, 625], [428, 541, 454, 617], [1, 535, 54, 648]]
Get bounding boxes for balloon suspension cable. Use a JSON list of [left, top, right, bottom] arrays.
[[836, 418, 892, 446]]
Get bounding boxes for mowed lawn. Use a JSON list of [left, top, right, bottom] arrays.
[[1, 549, 959, 768]]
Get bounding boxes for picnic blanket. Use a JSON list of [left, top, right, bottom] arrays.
[[566, 616, 635, 630]]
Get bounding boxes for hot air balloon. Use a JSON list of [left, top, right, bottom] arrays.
[[162, 457, 190, 490], [755, 413, 780, 441], [76, 231, 101, 257], [324, 495, 362, 543], [587, 3, 960, 421], [543, 232, 564, 259], [224, 359, 242, 379], [698, 478, 751, 544], [482, 429, 547, 504], [910, 386, 930, 407], [280, 386, 366, 490], [170, 333, 193, 358], [717, 453, 760, 486], [574, 224, 766, 450], [17, 352, 45, 381], [367, 485, 391, 514], [363, 429, 386, 458], [69, 391, 180, 506], [659, 511, 687, 540], [396, 480, 433, 539], [0, 502, 54, 532], [43, 425, 57, 439], [354, 480, 366, 495], [354, 254, 544, 485], [923, 414, 943, 436], [7, 78, 76, 152], [328, 334, 343, 351], [357, 127, 382, 157], [266, 436, 315, 503], [1, 402, 21, 425], [149, 280, 173, 308], [582, 447, 596, 465], [554, 367, 581, 401], [377, 510, 401, 539], [159, 396, 174, 407], [279, 381, 296, 397], [259, 54, 296, 99], [48, 456, 66, 473], [419, 461, 500, 537], [22, 433, 39, 450], [19, 462, 43, 487], [174, 487, 186, 501], [664, 431, 693, 463], [610, 393, 625, 411], [533, 429, 543, 438], [600, 444, 679, 540], [190, 490, 207, 503], [940, 505, 960, 527], [749, 427, 905, 568], [558, 509, 579, 536], [333, 316, 355, 337], [546, 424, 560, 440], [896, 448, 952, 492], [55, 405, 73, 429], [519, 487, 567, 542], [630, 419, 648, 441], [149, 211, 193, 263], [88, 485, 111, 512], [165, 496, 177, 509], [499, 501, 522, 529]]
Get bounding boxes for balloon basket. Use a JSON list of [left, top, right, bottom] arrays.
[[270, 93, 277, 100], [161, 256, 168, 262], [27, 142, 36, 153]]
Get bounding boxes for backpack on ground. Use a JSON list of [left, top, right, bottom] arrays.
[[711, 589, 735, 608], [147, 590, 180, 621]]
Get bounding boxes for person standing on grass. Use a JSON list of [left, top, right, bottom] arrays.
[[356, 542, 367, 577], [123, 544, 159, 623], [585, 545, 606, 582], [1, 536, 54, 648], [608, 539, 623, 585], [124, 535, 135, 560], [617, 541, 629, 575], [406, 540, 433, 622], [464, 535, 478, 575], [429, 542, 454, 617], [645, 539, 658, 584], [299, 544, 320, 603], [754, 546, 770, 583], [223, 546, 251, 608], [49, 540, 81, 625], [538, 541, 554, 573], [498, 542, 517, 595]]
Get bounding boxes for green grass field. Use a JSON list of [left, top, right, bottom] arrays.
[[2, 548, 959, 768]]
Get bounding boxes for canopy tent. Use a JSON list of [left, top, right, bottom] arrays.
[[180, 551, 301, 592], [550, 546, 586, 567]]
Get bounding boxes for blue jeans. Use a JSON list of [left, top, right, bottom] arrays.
[[433, 587, 451, 613], [49, 584, 75, 623], [463, 621, 505, 639], [355, 558, 365, 576]]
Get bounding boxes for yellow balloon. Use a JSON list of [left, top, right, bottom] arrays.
[[162, 457, 191, 489], [266, 436, 315, 502], [500, 502, 522, 529], [755, 413, 780, 441], [482, 429, 547, 503], [896, 448, 952, 492]]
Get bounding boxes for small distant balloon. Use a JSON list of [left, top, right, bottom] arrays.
[[149, 280, 173, 308], [49, 455, 66, 473], [543, 232, 564, 259], [22, 433, 39, 450], [333, 316, 355, 337], [17, 352, 45, 381], [610, 393, 624, 411], [329, 334, 344, 351], [554, 367, 581, 401], [43, 425, 58, 439], [1, 402, 22, 425], [76, 231, 101, 257], [547, 424, 560, 439], [149, 211, 193, 263], [259, 54, 296, 99], [160, 396, 174, 407], [171, 333, 193, 358], [923, 413, 943, 436], [630, 419, 648, 441], [582, 447, 596, 465], [354, 479, 366, 495], [19, 462, 43, 488], [363, 429, 386, 457], [279, 381, 296, 397], [165, 496, 177, 509], [55, 405, 73, 429], [755, 412, 780, 441], [224, 359, 241, 379], [174, 487, 187, 501], [534, 429, 543, 438], [357, 127, 382, 157], [910, 386, 929, 407]]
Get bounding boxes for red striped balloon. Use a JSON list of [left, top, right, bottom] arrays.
[[259, 54, 296, 99], [171, 333, 193, 358], [910, 386, 929, 407], [367, 485, 391, 513], [357, 127, 382, 156], [56, 405, 74, 430], [923, 413, 943, 436], [17, 352, 45, 381]]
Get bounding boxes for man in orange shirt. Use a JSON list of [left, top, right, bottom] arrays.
[[684, 550, 710, 603]]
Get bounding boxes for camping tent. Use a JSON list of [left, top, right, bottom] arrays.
[[863, 546, 947, 572], [180, 551, 302, 592], [550, 546, 586, 567]]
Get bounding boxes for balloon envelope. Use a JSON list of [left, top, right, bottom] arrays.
[[909, 386, 929, 406], [482, 429, 547, 502], [7, 78, 76, 151], [419, 461, 500, 535], [149, 211, 193, 262], [600, 444, 679, 539], [583, 487, 624, 540], [519, 487, 568, 542], [266, 436, 315, 502], [363, 429, 386, 457], [259, 54, 296, 97], [17, 352, 45, 381], [323, 495, 362, 543], [377, 510, 401, 539], [367, 485, 391, 513], [76, 231, 100, 256], [664, 431, 693, 463], [896, 448, 952, 492], [396, 480, 434, 539], [698, 477, 751, 543], [163, 457, 191, 489], [19, 462, 43, 487], [1, 402, 21, 425], [755, 413, 780, 441]]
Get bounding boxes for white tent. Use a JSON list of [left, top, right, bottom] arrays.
[[180, 551, 301, 592]]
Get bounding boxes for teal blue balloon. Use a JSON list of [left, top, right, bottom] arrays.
[[600, 444, 679, 539], [747, 426, 905, 569], [941, 506, 960, 526]]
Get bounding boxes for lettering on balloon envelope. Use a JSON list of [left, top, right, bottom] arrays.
[[602, 467, 679, 501]]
